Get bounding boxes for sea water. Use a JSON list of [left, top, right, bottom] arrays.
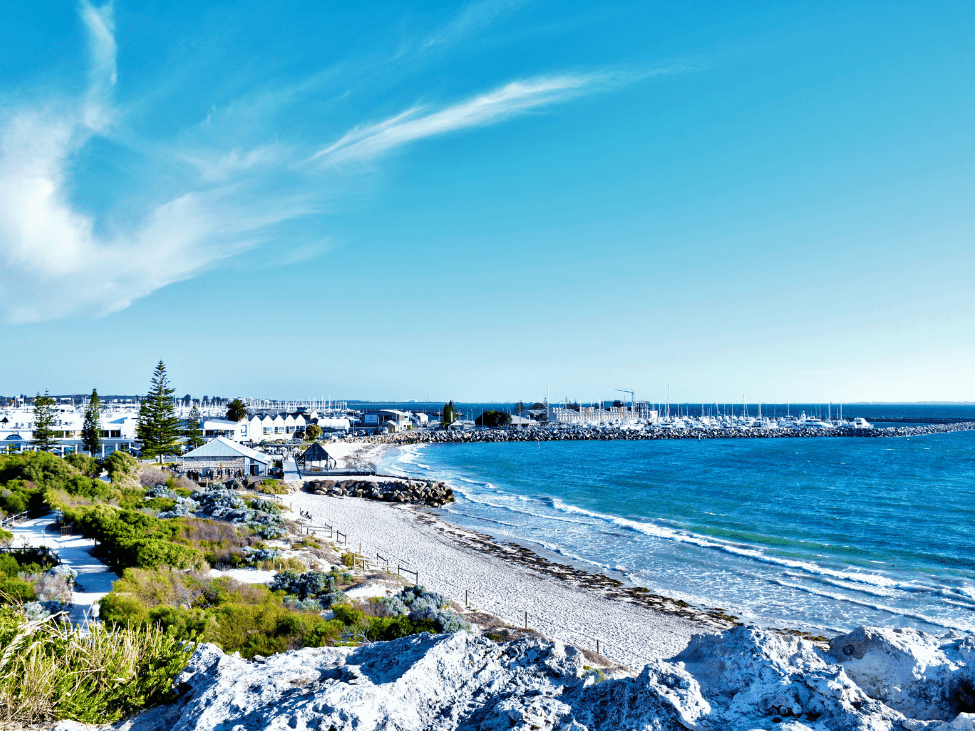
[[379, 428, 975, 636]]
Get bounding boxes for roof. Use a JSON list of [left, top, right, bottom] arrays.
[[183, 436, 271, 464], [302, 442, 335, 461], [202, 419, 240, 428]]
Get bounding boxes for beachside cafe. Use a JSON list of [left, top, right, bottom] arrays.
[[299, 442, 337, 474], [179, 436, 272, 479]]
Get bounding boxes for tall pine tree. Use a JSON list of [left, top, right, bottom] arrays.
[[81, 388, 101, 456], [185, 406, 205, 448], [31, 392, 58, 451], [136, 361, 181, 460]]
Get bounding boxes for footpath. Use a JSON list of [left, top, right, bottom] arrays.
[[7, 514, 117, 623]]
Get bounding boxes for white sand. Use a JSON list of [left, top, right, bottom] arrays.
[[290, 492, 708, 668]]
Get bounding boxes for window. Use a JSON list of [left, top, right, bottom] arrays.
[[274, 427, 283, 433], [241, 426, 247, 436], [264, 427, 272, 434]]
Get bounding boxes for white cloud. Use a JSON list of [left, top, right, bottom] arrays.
[[0, 2, 306, 324], [312, 73, 605, 165], [0, 4, 658, 324]]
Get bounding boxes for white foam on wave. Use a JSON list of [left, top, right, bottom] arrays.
[[547, 498, 924, 596], [771, 578, 974, 633]]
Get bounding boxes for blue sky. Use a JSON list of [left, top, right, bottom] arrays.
[[0, 1, 972, 403]]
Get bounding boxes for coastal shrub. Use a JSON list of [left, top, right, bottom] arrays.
[[376, 585, 470, 634], [64, 452, 101, 478], [0, 605, 192, 726], [0, 479, 46, 516], [194, 487, 286, 539], [0, 527, 11, 546], [104, 450, 139, 484], [101, 568, 343, 658], [173, 518, 260, 567], [258, 478, 289, 495], [0, 451, 75, 492], [0, 576, 36, 603], [73, 506, 205, 570], [270, 569, 352, 609]]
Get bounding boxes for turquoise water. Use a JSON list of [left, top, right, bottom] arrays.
[[381, 430, 975, 635]]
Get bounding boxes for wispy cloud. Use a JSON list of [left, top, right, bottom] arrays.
[[312, 73, 607, 165], [0, 3, 667, 324], [0, 2, 311, 324], [421, 0, 530, 51]]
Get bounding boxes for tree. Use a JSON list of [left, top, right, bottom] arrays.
[[475, 411, 512, 428], [136, 361, 182, 460], [441, 401, 457, 426], [185, 406, 205, 449], [31, 392, 58, 451], [226, 398, 248, 422], [305, 424, 322, 441], [81, 388, 102, 456]]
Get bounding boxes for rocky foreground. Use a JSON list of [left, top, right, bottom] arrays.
[[54, 624, 975, 731]]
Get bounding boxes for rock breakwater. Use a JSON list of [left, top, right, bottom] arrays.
[[304, 478, 454, 507], [65, 623, 975, 731], [355, 420, 975, 447]]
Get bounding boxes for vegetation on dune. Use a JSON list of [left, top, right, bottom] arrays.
[[257, 478, 289, 495], [100, 570, 470, 659], [0, 605, 192, 727], [100, 568, 350, 658]]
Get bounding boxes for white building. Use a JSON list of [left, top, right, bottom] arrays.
[[0, 404, 139, 456]]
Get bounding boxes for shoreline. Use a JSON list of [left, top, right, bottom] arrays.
[[288, 490, 711, 667]]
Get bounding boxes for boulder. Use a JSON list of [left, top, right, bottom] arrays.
[[827, 627, 975, 721], [673, 625, 904, 730]]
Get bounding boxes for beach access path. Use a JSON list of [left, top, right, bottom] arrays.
[[290, 492, 709, 668], [7, 514, 116, 623]]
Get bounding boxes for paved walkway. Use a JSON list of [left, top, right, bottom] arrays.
[[7, 514, 117, 623], [282, 455, 301, 482]]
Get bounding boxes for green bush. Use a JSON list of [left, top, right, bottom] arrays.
[[104, 451, 139, 484], [257, 479, 289, 495], [99, 593, 150, 626], [74, 506, 204, 570], [0, 577, 36, 603], [0, 605, 192, 726], [131, 540, 204, 570], [0, 451, 75, 492], [0, 528, 11, 547], [65, 453, 101, 478], [0, 479, 45, 516]]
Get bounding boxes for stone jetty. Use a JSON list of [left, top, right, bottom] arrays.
[[303, 478, 454, 507], [350, 420, 975, 448]]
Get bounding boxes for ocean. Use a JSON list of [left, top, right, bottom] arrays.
[[378, 406, 975, 636]]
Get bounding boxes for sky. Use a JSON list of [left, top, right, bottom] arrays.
[[0, 1, 972, 404]]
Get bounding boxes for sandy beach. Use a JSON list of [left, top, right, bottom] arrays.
[[289, 489, 709, 668]]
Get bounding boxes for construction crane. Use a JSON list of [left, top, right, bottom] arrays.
[[616, 389, 635, 413]]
